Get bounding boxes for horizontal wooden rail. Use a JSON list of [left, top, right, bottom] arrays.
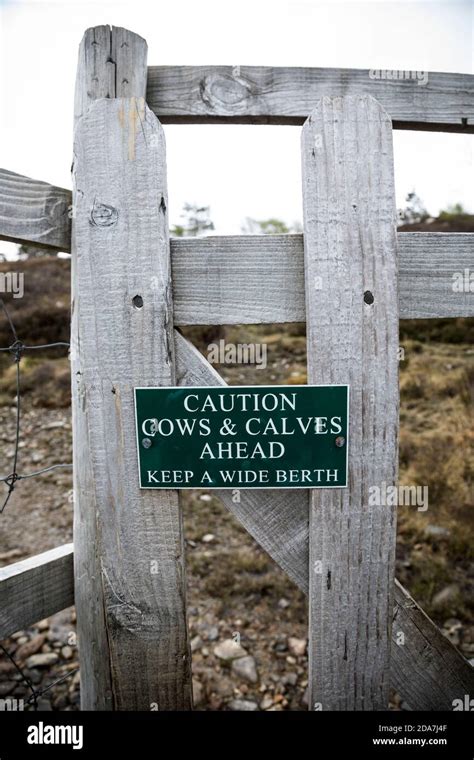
[[0, 172, 472, 322], [171, 233, 474, 323], [398, 233, 474, 318], [0, 543, 74, 639], [146, 66, 474, 132], [1, 529, 472, 710], [0, 169, 71, 251]]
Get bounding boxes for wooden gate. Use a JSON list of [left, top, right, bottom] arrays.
[[0, 24, 473, 711]]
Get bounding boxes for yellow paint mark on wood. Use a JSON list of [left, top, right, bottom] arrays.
[[117, 97, 147, 161], [127, 97, 146, 161], [118, 101, 125, 130]]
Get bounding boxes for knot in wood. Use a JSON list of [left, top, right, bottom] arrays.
[[90, 200, 118, 227], [200, 71, 253, 114], [46, 196, 70, 227]]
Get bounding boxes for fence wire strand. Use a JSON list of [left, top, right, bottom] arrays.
[[0, 642, 78, 710], [0, 294, 76, 709], [0, 296, 72, 513]]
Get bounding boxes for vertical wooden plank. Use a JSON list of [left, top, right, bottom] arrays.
[[74, 25, 148, 123], [72, 26, 192, 710], [302, 96, 399, 710]]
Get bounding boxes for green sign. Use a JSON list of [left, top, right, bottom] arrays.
[[134, 385, 349, 489]]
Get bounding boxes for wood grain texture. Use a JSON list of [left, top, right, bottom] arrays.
[[174, 332, 474, 710], [146, 65, 474, 131], [72, 25, 191, 711], [0, 169, 71, 250], [74, 26, 148, 124], [72, 97, 192, 711], [0, 544, 74, 639], [171, 233, 474, 324], [399, 233, 474, 318], [392, 580, 474, 710], [172, 234, 304, 324], [302, 96, 399, 710]]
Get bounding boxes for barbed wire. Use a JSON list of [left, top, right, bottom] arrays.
[[0, 297, 72, 513], [0, 642, 78, 710]]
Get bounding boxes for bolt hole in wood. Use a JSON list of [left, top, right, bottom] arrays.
[[364, 290, 374, 305], [132, 295, 143, 309]]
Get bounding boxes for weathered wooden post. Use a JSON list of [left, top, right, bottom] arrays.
[[302, 96, 399, 709], [71, 26, 192, 710]]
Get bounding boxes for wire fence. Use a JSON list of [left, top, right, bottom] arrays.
[[0, 297, 72, 513], [0, 642, 79, 710], [0, 294, 76, 710]]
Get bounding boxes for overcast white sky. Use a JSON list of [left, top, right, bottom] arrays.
[[0, 0, 473, 254]]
